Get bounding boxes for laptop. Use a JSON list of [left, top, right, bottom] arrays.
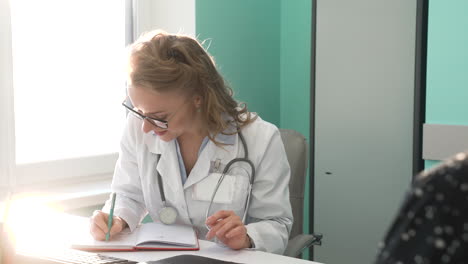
[[144, 255, 243, 264]]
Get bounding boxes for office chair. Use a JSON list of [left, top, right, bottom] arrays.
[[279, 129, 322, 258], [375, 151, 468, 264]]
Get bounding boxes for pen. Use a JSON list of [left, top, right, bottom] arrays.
[[106, 192, 116, 241]]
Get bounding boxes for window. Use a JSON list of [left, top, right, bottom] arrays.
[[0, 0, 195, 191], [1, 0, 130, 187]]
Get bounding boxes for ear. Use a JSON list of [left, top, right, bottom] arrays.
[[193, 95, 203, 108]]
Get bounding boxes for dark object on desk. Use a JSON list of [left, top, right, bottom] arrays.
[[141, 254, 243, 264], [375, 151, 468, 264]]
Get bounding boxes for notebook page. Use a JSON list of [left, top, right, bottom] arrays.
[[72, 227, 138, 249], [136, 222, 196, 247]]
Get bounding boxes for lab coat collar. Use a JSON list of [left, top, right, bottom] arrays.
[[185, 123, 239, 187], [142, 120, 239, 189], [183, 134, 238, 189], [212, 130, 236, 145], [211, 116, 237, 145]]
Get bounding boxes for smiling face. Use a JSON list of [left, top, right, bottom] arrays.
[[128, 85, 203, 142], [125, 31, 255, 146]]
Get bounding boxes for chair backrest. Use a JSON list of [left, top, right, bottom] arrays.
[[279, 129, 308, 239]]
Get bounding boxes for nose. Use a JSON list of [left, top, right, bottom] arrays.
[[141, 119, 155, 134]]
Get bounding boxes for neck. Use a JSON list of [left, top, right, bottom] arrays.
[[178, 115, 208, 144], [178, 128, 207, 145]]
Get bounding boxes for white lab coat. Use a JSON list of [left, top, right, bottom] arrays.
[[103, 114, 293, 254]]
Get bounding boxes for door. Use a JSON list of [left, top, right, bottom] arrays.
[[314, 0, 417, 263]]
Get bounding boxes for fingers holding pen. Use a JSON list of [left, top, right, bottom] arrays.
[[110, 216, 127, 236], [90, 210, 109, 240], [89, 210, 127, 241]]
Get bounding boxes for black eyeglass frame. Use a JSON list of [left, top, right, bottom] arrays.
[[121, 99, 169, 129]]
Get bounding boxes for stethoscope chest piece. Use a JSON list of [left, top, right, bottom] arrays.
[[159, 205, 178, 225]]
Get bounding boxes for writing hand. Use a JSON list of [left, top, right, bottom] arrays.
[[89, 210, 127, 241]]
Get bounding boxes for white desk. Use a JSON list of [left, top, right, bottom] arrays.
[[103, 239, 321, 264], [12, 213, 322, 264]]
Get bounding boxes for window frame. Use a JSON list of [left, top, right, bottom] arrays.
[[0, 0, 16, 193]]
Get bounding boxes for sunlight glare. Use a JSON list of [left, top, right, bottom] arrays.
[[6, 195, 72, 254]]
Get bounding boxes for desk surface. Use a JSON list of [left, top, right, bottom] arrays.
[[11, 213, 321, 264], [102, 240, 321, 264]]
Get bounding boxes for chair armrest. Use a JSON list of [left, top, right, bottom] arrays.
[[284, 233, 323, 258]]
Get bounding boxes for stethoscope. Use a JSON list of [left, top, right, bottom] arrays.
[[155, 131, 255, 228]]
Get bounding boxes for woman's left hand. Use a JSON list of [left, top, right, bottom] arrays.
[[205, 210, 252, 250]]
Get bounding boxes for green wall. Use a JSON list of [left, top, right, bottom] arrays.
[[196, 0, 281, 125], [280, 1, 311, 141], [196, 0, 312, 258], [425, 0, 468, 168], [279, 0, 312, 256]]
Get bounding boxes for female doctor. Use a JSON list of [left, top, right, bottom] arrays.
[[89, 30, 293, 254]]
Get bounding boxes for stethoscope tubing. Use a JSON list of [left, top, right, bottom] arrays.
[[155, 154, 168, 207], [204, 131, 255, 230], [156, 131, 255, 229]]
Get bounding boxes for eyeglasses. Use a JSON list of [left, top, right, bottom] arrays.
[[121, 98, 175, 130]]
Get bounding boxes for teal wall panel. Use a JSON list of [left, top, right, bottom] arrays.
[[425, 160, 439, 169], [280, 0, 311, 139], [425, 0, 468, 168], [279, 0, 312, 258], [195, 0, 281, 125]]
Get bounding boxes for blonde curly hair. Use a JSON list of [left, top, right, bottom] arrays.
[[127, 30, 256, 145]]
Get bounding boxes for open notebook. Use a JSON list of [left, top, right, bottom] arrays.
[[72, 222, 199, 251]]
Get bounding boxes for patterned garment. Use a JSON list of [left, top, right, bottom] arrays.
[[375, 152, 468, 264]]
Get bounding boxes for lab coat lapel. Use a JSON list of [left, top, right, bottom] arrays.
[[145, 134, 183, 197], [157, 140, 183, 196], [143, 132, 160, 154], [183, 135, 238, 190]]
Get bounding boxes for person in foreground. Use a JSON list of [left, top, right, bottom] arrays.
[[375, 151, 468, 263], [89, 30, 293, 254]]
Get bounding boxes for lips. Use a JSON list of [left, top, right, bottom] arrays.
[[154, 130, 167, 136]]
